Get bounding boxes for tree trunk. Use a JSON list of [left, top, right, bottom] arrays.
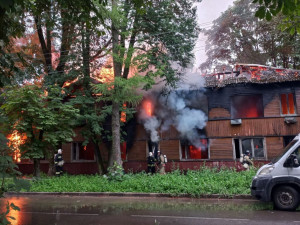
[[93, 141, 106, 174], [33, 158, 40, 177], [109, 0, 123, 169], [109, 102, 122, 168], [47, 149, 55, 176]]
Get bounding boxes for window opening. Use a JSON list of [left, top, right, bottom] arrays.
[[231, 95, 263, 119], [234, 139, 240, 159], [281, 93, 295, 115], [237, 138, 265, 159], [72, 142, 95, 161], [181, 139, 209, 160]]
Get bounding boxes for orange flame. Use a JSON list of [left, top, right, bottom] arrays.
[[144, 101, 152, 117], [121, 103, 127, 122], [7, 130, 26, 163]]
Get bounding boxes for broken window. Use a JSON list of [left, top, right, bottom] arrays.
[[231, 95, 263, 119], [280, 93, 296, 115], [180, 139, 209, 160], [234, 138, 265, 159], [72, 142, 95, 161]]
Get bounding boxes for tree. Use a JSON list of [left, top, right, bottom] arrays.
[[1, 85, 79, 177], [200, 0, 299, 71], [253, 0, 300, 34], [104, 0, 199, 169]]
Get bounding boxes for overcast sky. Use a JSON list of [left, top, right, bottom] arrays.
[[194, 0, 235, 68]]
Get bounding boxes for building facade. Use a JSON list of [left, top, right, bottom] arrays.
[[17, 64, 300, 174]]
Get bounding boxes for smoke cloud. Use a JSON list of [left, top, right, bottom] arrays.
[[139, 71, 208, 147]]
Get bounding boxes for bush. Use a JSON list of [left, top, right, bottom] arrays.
[[28, 167, 257, 197]]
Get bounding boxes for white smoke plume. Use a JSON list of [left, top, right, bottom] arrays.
[[139, 70, 207, 146]]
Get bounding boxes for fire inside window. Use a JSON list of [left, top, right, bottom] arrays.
[[231, 95, 263, 119], [181, 139, 208, 160], [281, 93, 295, 115], [72, 142, 95, 161]]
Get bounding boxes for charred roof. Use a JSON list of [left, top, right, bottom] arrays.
[[204, 64, 300, 88]]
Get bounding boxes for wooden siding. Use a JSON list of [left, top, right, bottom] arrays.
[[295, 88, 300, 114], [266, 136, 284, 160], [62, 143, 72, 163], [99, 143, 109, 162], [160, 140, 180, 160], [127, 141, 146, 161], [160, 126, 180, 140], [206, 117, 299, 138], [209, 138, 233, 159], [209, 107, 230, 119], [134, 124, 148, 140], [264, 95, 281, 117]]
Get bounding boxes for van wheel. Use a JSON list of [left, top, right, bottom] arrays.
[[273, 186, 300, 211]]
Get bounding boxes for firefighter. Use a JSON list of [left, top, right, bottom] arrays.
[[147, 152, 156, 174], [242, 150, 253, 170], [157, 150, 166, 174], [54, 149, 64, 176]]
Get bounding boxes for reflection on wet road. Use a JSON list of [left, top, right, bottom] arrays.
[[0, 195, 299, 225]]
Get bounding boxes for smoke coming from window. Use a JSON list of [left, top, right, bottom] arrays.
[[139, 72, 207, 147]]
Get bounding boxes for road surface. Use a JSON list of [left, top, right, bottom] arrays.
[[1, 195, 299, 225]]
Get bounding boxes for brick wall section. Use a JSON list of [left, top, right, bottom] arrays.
[[264, 95, 281, 117], [209, 138, 233, 159], [266, 136, 284, 160]]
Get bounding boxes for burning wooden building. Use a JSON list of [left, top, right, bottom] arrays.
[[16, 64, 300, 174]]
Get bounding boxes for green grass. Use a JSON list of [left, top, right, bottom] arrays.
[[27, 167, 256, 197]]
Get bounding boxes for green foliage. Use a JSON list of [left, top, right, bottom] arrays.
[[105, 162, 125, 182], [253, 0, 300, 34], [0, 131, 30, 225], [0, 201, 20, 225], [201, 0, 300, 70], [92, 75, 144, 106], [29, 168, 257, 196], [1, 85, 79, 160]]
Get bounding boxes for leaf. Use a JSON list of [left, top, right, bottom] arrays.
[[10, 203, 20, 211], [266, 11, 272, 20]]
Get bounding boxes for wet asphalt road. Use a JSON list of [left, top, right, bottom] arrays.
[[1, 195, 300, 225]]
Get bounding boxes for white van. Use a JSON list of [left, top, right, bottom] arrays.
[[251, 134, 300, 211]]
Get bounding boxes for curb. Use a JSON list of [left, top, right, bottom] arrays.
[[5, 192, 255, 199]]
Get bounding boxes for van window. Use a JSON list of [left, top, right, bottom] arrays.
[[272, 140, 297, 163]]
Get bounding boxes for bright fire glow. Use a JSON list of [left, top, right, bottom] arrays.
[[144, 101, 152, 117], [62, 77, 79, 88], [1, 197, 30, 225], [94, 66, 114, 83], [7, 130, 26, 163], [121, 103, 127, 122]]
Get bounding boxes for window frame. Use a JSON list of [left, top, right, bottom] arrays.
[[180, 139, 210, 161], [280, 93, 297, 116], [233, 137, 267, 160], [230, 94, 264, 119], [71, 142, 96, 162]]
